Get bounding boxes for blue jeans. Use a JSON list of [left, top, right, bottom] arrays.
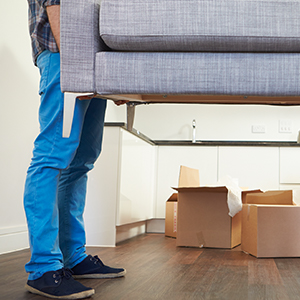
[[24, 50, 107, 280]]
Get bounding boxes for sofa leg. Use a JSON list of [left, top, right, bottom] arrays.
[[62, 92, 76, 138], [126, 102, 136, 131]]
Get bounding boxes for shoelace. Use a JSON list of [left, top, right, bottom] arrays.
[[91, 255, 105, 266], [54, 268, 74, 281]]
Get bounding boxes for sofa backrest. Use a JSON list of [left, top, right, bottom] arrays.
[[100, 0, 300, 53]]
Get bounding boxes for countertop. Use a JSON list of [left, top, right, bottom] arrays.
[[104, 122, 300, 147]]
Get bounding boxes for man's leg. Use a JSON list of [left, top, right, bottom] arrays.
[[57, 98, 107, 269], [58, 98, 126, 279], [23, 50, 91, 281]]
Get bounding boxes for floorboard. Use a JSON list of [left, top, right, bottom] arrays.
[[1, 234, 300, 300]]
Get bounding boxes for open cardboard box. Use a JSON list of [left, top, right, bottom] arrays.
[[242, 190, 300, 258], [172, 166, 242, 249]]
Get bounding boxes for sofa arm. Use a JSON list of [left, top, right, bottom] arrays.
[[60, 0, 109, 93]]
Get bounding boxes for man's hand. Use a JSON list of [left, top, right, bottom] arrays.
[[77, 94, 129, 106], [77, 94, 96, 100], [114, 100, 129, 106], [46, 5, 61, 51]]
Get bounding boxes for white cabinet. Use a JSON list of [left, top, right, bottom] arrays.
[[117, 129, 156, 225], [155, 146, 218, 218], [85, 127, 121, 246], [280, 148, 300, 184], [218, 147, 279, 190], [85, 127, 156, 246]]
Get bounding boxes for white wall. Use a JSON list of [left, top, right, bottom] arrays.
[[0, 1, 40, 254], [1, 1, 300, 253]]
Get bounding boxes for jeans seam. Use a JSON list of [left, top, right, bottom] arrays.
[[63, 183, 71, 263]]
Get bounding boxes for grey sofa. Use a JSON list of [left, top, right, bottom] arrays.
[[60, 0, 300, 136]]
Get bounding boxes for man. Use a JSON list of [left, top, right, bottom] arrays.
[[24, 1, 126, 299]]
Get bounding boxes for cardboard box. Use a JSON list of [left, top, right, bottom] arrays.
[[241, 190, 300, 258], [174, 166, 242, 249], [165, 193, 178, 238]]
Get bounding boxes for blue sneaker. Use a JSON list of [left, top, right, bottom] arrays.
[[72, 255, 126, 279], [25, 268, 95, 299]]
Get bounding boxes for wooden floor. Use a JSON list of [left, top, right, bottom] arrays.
[[2, 234, 300, 300]]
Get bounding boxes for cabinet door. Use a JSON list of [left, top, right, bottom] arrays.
[[85, 127, 121, 246], [280, 148, 300, 184], [219, 147, 279, 190], [155, 146, 218, 218], [117, 129, 156, 225]]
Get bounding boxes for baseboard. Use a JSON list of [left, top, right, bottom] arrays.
[[116, 221, 147, 244], [146, 219, 165, 234], [0, 226, 29, 255], [115, 219, 166, 245]]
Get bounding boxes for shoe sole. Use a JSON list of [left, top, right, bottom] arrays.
[[25, 284, 95, 299], [73, 269, 126, 279]]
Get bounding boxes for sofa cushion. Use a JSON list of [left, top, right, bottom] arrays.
[[100, 0, 300, 52], [95, 52, 300, 95]]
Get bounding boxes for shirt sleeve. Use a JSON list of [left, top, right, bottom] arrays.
[[43, 0, 60, 7]]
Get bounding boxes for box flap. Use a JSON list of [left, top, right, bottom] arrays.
[[241, 190, 263, 204], [251, 204, 296, 208], [173, 186, 228, 193], [167, 193, 178, 202], [245, 190, 293, 205], [178, 165, 200, 187]]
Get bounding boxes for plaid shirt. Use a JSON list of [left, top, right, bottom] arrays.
[[27, 0, 60, 64]]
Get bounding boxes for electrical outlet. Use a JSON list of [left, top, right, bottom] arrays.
[[252, 125, 266, 133], [279, 120, 292, 133]]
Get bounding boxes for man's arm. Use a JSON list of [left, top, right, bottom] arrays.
[[46, 5, 60, 51]]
